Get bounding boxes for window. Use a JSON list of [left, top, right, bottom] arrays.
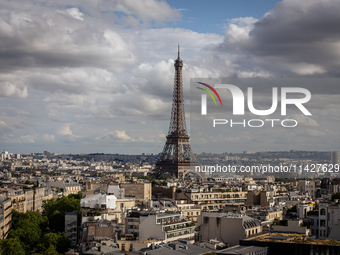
[[130, 244, 133, 250], [320, 230, 325, 237], [121, 244, 125, 251], [320, 220, 326, 227], [320, 209, 326, 215]]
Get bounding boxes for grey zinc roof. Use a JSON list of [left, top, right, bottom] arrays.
[[217, 245, 268, 254], [141, 242, 210, 255]]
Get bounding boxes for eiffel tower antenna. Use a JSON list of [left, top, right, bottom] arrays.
[[154, 47, 198, 179], [178, 44, 180, 58]]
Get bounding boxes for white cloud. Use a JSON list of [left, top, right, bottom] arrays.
[[0, 82, 27, 98], [101, 130, 134, 141], [109, 0, 181, 25], [58, 124, 73, 136], [305, 130, 326, 137], [209, 0, 340, 77], [1, 0, 340, 153], [290, 114, 319, 127], [67, 8, 84, 21], [20, 135, 35, 143], [42, 134, 55, 142], [113, 130, 132, 140], [285, 63, 326, 75]]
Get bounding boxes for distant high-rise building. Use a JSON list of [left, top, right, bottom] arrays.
[[155, 46, 197, 179]]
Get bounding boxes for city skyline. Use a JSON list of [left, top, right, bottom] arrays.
[[1, 0, 340, 154]]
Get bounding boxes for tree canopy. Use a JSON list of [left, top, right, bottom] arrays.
[[36, 232, 70, 254], [42, 194, 81, 232], [2, 192, 80, 254], [0, 238, 25, 255]]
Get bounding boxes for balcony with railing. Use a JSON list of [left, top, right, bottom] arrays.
[[156, 214, 182, 224], [67, 221, 77, 227], [163, 222, 195, 232], [166, 228, 195, 240]]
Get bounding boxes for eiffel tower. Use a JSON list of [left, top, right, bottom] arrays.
[[155, 46, 197, 179]]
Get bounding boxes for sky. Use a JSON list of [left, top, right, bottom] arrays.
[[1, 0, 340, 155]]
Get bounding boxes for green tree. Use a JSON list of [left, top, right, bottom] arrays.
[[0, 238, 25, 255], [68, 191, 82, 200], [11, 210, 25, 229], [272, 218, 279, 225], [36, 245, 60, 255], [37, 233, 70, 254], [8, 219, 41, 252], [42, 195, 80, 232], [12, 210, 48, 231]]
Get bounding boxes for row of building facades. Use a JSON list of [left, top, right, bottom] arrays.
[[1, 151, 340, 254]]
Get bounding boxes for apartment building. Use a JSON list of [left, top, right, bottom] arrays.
[[307, 201, 340, 239], [80, 217, 118, 243], [176, 201, 201, 222], [245, 191, 274, 208], [125, 211, 195, 243], [319, 201, 340, 239], [298, 180, 315, 199], [246, 207, 283, 223], [81, 193, 136, 223], [272, 219, 311, 235], [49, 180, 81, 196], [198, 212, 262, 246], [296, 202, 315, 219], [120, 183, 151, 201], [7, 188, 26, 213], [65, 211, 78, 246], [0, 191, 12, 239], [176, 191, 247, 211]]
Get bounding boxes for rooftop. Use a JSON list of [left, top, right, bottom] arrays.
[[140, 241, 210, 255], [218, 245, 268, 255], [246, 233, 340, 246]]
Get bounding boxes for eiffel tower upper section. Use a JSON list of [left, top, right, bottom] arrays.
[[168, 45, 188, 139]]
